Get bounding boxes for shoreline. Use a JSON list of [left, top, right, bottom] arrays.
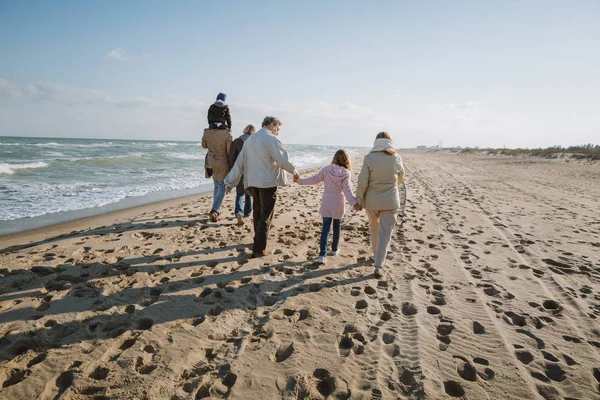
[[0, 163, 329, 250], [0, 189, 210, 252], [0, 184, 215, 237]]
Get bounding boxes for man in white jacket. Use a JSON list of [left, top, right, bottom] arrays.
[[225, 116, 299, 257]]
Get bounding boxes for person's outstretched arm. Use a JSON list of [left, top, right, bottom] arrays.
[[225, 148, 244, 188], [397, 157, 405, 185], [355, 159, 369, 206], [267, 136, 297, 175], [341, 174, 357, 205], [297, 168, 325, 185]]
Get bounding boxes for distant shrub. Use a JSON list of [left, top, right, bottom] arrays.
[[444, 143, 599, 162]]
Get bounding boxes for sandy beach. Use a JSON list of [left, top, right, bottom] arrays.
[[1, 151, 599, 400]]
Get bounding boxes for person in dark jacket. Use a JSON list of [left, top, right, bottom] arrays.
[[208, 92, 232, 130], [228, 124, 256, 225]]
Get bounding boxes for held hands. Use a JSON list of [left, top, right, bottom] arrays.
[[353, 203, 363, 211], [225, 186, 232, 194], [293, 173, 300, 183]]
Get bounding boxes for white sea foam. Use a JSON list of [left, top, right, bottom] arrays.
[[0, 162, 49, 175], [33, 142, 63, 147], [290, 153, 330, 170], [168, 153, 204, 160]]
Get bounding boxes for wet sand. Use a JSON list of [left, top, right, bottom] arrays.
[[1, 151, 599, 399]]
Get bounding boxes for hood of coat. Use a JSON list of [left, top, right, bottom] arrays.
[[325, 164, 350, 182], [370, 138, 394, 153], [213, 100, 227, 107], [239, 133, 251, 142]]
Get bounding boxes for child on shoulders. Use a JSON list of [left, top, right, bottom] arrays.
[[294, 150, 360, 264]]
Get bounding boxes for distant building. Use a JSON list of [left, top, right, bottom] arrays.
[[417, 145, 427, 149]]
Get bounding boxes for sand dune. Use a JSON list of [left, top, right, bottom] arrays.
[[1, 152, 599, 399]]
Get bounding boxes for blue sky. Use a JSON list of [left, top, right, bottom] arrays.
[[1, 0, 599, 148]]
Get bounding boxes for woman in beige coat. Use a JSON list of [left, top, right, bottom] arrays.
[[202, 127, 232, 222], [356, 132, 404, 277]]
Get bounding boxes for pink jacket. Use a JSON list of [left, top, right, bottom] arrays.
[[298, 164, 357, 219]]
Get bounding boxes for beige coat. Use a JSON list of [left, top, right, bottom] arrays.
[[356, 151, 404, 210], [202, 128, 232, 181]]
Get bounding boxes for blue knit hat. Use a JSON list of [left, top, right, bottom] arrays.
[[216, 92, 226, 101]]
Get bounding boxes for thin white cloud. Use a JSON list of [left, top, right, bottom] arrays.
[[428, 101, 480, 110], [111, 96, 157, 108], [237, 100, 375, 121], [0, 79, 22, 98], [453, 113, 481, 123], [105, 47, 129, 61]]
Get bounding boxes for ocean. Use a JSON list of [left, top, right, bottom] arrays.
[[0, 136, 359, 234]]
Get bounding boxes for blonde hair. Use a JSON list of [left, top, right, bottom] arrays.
[[243, 124, 256, 134], [332, 149, 351, 171], [376, 131, 396, 156]]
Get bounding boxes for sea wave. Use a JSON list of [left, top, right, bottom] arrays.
[[289, 153, 331, 169], [56, 154, 158, 167], [32, 142, 116, 148], [44, 151, 65, 157], [155, 142, 179, 147], [0, 162, 49, 175], [167, 153, 204, 160]]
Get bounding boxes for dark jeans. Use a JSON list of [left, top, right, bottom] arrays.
[[320, 217, 341, 256], [246, 186, 277, 254]]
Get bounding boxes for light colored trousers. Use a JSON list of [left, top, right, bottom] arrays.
[[366, 209, 397, 267]]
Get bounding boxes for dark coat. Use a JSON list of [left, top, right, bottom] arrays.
[[207, 103, 232, 128], [228, 134, 250, 195]]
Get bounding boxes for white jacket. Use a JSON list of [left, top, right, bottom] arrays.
[[225, 128, 297, 189]]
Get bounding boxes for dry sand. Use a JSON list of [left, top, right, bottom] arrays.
[[1, 151, 599, 400]]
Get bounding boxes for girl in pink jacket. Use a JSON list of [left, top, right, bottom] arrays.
[[295, 150, 358, 264]]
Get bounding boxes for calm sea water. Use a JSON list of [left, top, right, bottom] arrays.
[[0, 136, 358, 232]]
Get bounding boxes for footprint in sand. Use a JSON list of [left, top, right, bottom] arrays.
[[401, 302, 418, 316], [1, 368, 32, 388], [453, 355, 477, 382], [355, 300, 369, 310], [338, 335, 353, 357], [89, 366, 110, 380], [443, 380, 465, 397], [517, 329, 545, 349], [473, 321, 485, 334], [271, 343, 295, 362], [515, 349, 534, 364], [436, 320, 454, 350], [134, 356, 158, 375], [426, 306, 441, 315], [503, 311, 527, 327]]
